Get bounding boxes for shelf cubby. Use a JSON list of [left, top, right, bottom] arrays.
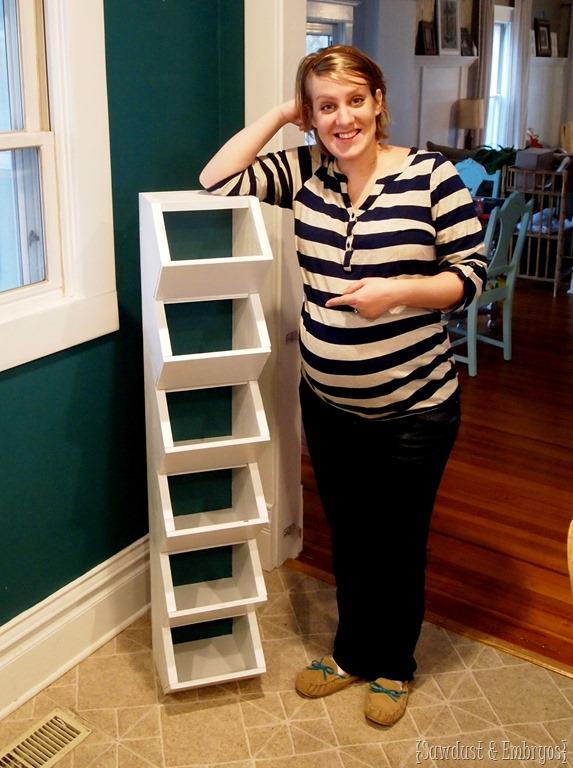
[[150, 293, 270, 390], [156, 380, 269, 474], [155, 611, 265, 693], [157, 463, 268, 552], [139, 191, 272, 302], [159, 539, 266, 625]]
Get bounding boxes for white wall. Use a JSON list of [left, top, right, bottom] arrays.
[[354, 0, 419, 147], [381, 1, 420, 147], [527, 59, 568, 146]]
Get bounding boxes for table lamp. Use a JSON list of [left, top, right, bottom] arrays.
[[456, 98, 484, 150]]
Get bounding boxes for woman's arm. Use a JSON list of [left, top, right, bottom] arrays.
[[199, 100, 302, 189]]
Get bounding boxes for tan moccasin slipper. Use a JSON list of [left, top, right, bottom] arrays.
[[295, 656, 360, 698], [364, 678, 408, 725]]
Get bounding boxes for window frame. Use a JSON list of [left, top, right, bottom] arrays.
[[0, 0, 118, 371]]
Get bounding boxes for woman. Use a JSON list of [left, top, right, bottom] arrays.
[[200, 45, 485, 726]]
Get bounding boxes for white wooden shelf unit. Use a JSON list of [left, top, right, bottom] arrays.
[[140, 190, 272, 692]]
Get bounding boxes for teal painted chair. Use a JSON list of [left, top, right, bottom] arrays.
[[455, 157, 502, 198], [449, 191, 534, 376]]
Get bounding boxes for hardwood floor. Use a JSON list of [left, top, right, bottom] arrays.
[[292, 279, 573, 671]]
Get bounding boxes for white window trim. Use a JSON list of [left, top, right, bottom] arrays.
[[495, 5, 513, 25], [0, 0, 118, 371]]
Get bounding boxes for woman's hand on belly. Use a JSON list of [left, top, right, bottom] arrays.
[[325, 277, 403, 319], [325, 272, 465, 318]]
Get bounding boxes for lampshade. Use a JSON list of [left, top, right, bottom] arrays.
[[456, 99, 485, 130]]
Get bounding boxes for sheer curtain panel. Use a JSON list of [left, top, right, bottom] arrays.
[[507, 0, 531, 149], [474, 0, 494, 147]]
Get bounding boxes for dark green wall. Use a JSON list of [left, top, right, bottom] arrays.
[[0, 0, 244, 625]]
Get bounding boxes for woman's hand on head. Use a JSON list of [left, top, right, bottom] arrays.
[[325, 278, 404, 319], [278, 100, 305, 131]]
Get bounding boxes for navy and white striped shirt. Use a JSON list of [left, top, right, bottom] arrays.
[[208, 145, 486, 418]]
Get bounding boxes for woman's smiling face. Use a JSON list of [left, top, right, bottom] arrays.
[[308, 74, 383, 165]]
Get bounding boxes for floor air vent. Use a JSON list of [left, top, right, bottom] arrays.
[[0, 708, 91, 767]]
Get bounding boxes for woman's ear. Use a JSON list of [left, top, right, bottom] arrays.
[[304, 102, 316, 131], [375, 89, 383, 116]]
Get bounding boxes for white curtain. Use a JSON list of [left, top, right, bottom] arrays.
[[567, 7, 573, 123], [562, 6, 573, 150], [506, 0, 532, 148], [473, 0, 495, 146]]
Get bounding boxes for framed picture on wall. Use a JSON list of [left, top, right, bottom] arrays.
[[436, 0, 461, 55], [416, 20, 437, 55], [534, 19, 551, 57], [460, 27, 474, 56]]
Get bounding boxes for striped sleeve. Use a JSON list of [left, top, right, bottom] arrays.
[[206, 146, 313, 209], [430, 155, 487, 311]]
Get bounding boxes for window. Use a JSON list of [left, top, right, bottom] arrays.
[[0, 0, 53, 294], [306, 22, 336, 54], [484, 6, 513, 147], [306, 0, 357, 52], [0, 0, 118, 371]]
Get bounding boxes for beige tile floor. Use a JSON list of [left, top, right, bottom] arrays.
[[1, 566, 572, 767]]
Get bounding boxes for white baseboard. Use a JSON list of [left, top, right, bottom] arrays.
[[0, 536, 150, 720]]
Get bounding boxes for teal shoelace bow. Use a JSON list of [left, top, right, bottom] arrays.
[[369, 681, 407, 701], [307, 657, 345, 680]]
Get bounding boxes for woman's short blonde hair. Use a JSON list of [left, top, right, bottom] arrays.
[[295, 45, 390, 154]]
